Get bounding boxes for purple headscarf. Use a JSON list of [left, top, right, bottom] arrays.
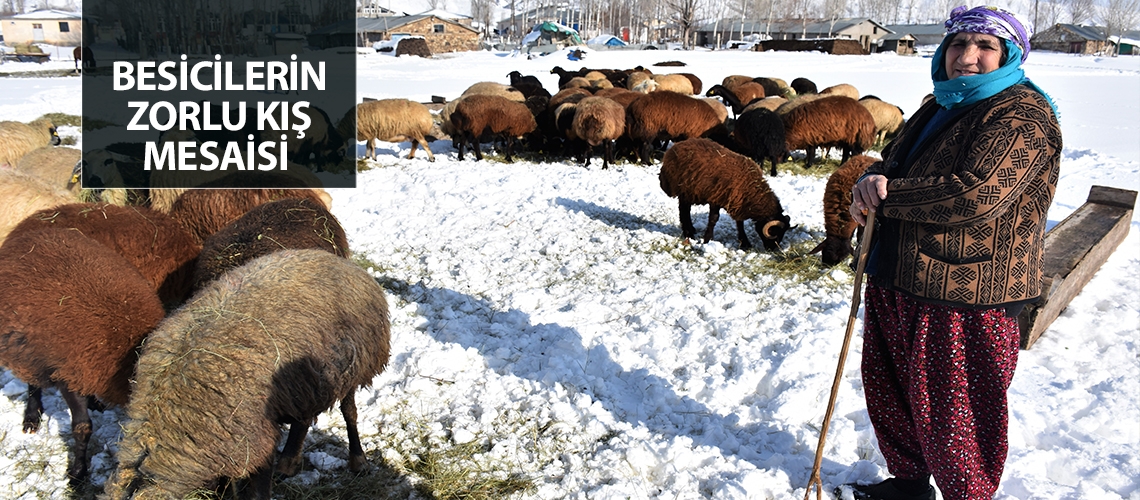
[[944, 5, 1034, 62]]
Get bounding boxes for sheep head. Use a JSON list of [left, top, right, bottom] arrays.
[[756, 215, 791, 251], [809, 234, 855, 266]]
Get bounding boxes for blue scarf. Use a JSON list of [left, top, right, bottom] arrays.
[[932, 39, 1059, 119]]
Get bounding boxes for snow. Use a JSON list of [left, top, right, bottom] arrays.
[[0, 47, 1137, 499]]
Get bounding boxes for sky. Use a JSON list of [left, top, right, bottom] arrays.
[[0, 45, 1137, 499]]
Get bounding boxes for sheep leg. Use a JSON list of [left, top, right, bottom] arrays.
[[603, 140, 614, 170], [805, 147, 817, 167], [455, 134, 466, 161], [678, 199, 697, 239], [703, 204, 722, 244], [735, 219, 754, 250], [245, 462, 275, 500], [341, 392, 368, 472], [418, 137, 435, 162], [22, 385, 44, 433], [504, 137, 515, 162], [59, 387, 92, 486], [639, 141, 653, 165], [276, 419, 311, 477], [470, 133, 484, 161]]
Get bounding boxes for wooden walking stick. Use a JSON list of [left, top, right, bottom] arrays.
[[804, 208, 876, 500]]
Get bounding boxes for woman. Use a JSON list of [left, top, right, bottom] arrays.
[[847, 6, 1061, 500]]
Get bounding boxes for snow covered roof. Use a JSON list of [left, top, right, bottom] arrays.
[[8, 9, 80, 20], [587, 35, 627, 46]]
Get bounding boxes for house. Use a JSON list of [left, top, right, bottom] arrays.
[[357, 14, 481, 53], [877, 32, 917, 54], [696, 18, 892, 53], [1, 9, 81, 46], [1111, 34, 1140, 55], [358, 2, 405, 18], [1032, 24, 1112, 55], [884, 23, 947, 47], [587, 34, 627, 47]]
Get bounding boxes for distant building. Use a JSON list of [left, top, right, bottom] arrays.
[[696, 18, 892, 53], [884, 23, 946, 46], [358, 14, 481, 53], [877, 32, 917, 54], [1, 9, 82, 46], [1032, 24, 1112, 54], [358, 2, 404, 18]]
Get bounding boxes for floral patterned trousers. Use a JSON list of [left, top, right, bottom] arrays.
[[861, 282, 1021, 500]]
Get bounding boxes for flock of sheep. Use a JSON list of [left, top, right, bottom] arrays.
[[0, 118, 391, 497], [357, 64, 905, 260], [0, 60, 908, 497]]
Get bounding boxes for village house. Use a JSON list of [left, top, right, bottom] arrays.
[[1032, 24, 1113, 55], [1, 9, 81, 46], [358, 13, 481, 53]]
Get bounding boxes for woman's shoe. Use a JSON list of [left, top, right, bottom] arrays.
[[849, 478, 935, 500]]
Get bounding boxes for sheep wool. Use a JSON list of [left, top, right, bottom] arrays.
[[103, 249, 391, 499], [811, 154, 877, 265], [14, 146, 81, 192], [660, 138, 791, 250], [782, 95, 876, 166], [348, 98, 435, 162], [626, 91, 727, 164], [167, 186, 332, 243], [192, 197, 349, 290], [0, 117, 60, 167], [0, 168, 74, 244]]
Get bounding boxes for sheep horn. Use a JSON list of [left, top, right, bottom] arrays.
[[762, 219, 785, 239]]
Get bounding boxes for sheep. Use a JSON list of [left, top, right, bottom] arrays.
[[858, 96, 906, 146], [700, 97, 730, 124], [706, 83, 766, 117], [820, 83, 860, 100], [782, 95, 876, 166], [0, 227, 167, 485], [507, 70, 550, 99], [166, 184, 333, 244], [192, 197, 349, 290], [550, 65, 585, 88], [11, 202, 201, 307], [751, 77, 784, 99], [774, 92, 825, 115], [809, 154, 877, 265], [102, 249, 391, 500], [659, 138, 791, 251], [649, 73, 694, 94], [571, 96, 626, 169], [0, 117, 61, 167], [730, 107, 787, 177], [742, 95, 788, 114], [561, 76, 595, 90], [594, 87, 644, 108], [625, 91, 728, 164], [450, 93, 537, 162], [14, 146, 81, 192], [677, 72, 703, 94], [461, 81, 526, 102], [347, 98, 435, 162], [626, 71, 652, 91], [0, 168, 74, 243], [791, 77, 818, 95], [630, 78, 659, 93], [721, 75, 754, 91]]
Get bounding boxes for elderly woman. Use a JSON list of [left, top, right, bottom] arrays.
[[847, 6, 1061, 500]]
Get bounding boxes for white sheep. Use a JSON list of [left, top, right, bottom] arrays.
[[102, 249, 391, 499], [342, 98, 435, 162], [0, 117, 60, 167]]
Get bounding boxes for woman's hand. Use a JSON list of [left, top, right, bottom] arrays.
[[851, 174, 888, 226]]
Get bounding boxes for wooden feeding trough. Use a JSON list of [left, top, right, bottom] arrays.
[[1018, 185, 1137, 349]]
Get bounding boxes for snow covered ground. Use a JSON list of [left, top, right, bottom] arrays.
[[0, 47, 1136, 499]]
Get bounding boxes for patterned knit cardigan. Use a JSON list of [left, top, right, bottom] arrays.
[[865, 84, 1062, 308]]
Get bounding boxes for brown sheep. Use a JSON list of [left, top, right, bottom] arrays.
[[810, 154, 877, 265], [0, 117, 60, 167], [572, 96, 626, 169], [594, 87, 644, 108], [721, 75, 754, 91], [706, 83, 766, 117], [700, 97, 730, 124], [103, 249, 391, 499], [450, 93, 537, 162], [626, 71, 652, 91], [626, 91, 728, 164], [461, 81, 526, 102], [192, 197, 349, 290], [677, 72, 703, 94], [743, 96, 789, 114], [561, 76, 595, 90], [660, 138, 791, 250], [858, 96, 906, 146], [345, 98, 435, 161], [782, 95, 876, 166], [774, 92, 825, 115], [0, 227, 167, 485], [167, 185, 332, 244], [820, 83, 860, 100]]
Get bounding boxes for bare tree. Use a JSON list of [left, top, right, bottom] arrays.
[[1068, 0, 1095, 24], [664, 0, 702, 48], [426, 0, 446, 10], [1099, 0, 1140, 55], [470, 0, 494, 37]]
